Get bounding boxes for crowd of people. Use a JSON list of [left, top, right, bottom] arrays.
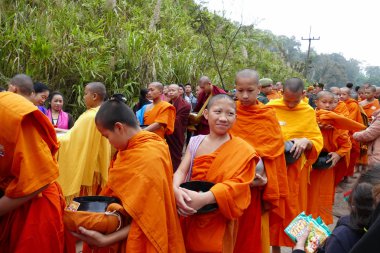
[[2, 71, 380, 253]]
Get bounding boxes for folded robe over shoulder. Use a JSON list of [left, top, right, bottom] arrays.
[[144, 101, 176, 138], [0, 92, 72, 253], [230, 101, 288, 253], [57, 107, 111, 200], [84, 131, 185, 253], [308, 110, 352, 225], [333, 101, 350, 117], [361, 99, 380, 120], [266, 99, 323, 247], [181, 135, 258, 253]]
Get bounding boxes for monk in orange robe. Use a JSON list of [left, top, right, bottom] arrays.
[[330, 86, 350, 117], [360, 85, 380, 122], [74, 98, 185, 252], [0, 90, 73, 253], [173, 94, 258, 253], [193, 76, 226, 135], [229, 69, 287, 253], [308, 91, 354, 225], [137, 82, 175, 139], [340, 87, 366, 178], [165, 84, 191, 171], [267, 78, 323, 253]]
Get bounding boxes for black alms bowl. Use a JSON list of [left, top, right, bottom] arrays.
[[284, 141, 298, 165], [312, 152, 333, 170], [180, 181, 218, 214], [73, 196, 120, 213]]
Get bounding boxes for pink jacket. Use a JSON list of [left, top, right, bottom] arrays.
[[353, 109, 380, 165]]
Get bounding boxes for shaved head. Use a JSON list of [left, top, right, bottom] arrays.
[[235, 69, 259, 85], [86, 82, 107, 100], [365, 85, 376, 93], [198, 76, 212, 94], [8, 74, 34, 96], [167, 84, 180, 100], [149, 82, 163, 92], [316, 91, 334, 100], [283, 78, 304, 94], [340, 87, 350, 94], [199, 76, 211, 84], [329, 86, 340, 95]]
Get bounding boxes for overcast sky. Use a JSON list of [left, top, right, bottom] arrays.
[[197, 0, 380, 67]]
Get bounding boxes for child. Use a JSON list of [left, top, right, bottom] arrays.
[[73, 96, 185, 252], [359, 85, 380, 123], [173, 94, 258, 253]]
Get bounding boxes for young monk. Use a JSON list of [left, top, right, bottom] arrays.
[[7, 74, 34, 100], [73, 96, 185, 252], [136, 82, 175, 139], [360, 85, 380, 122], [308, 91, 354, 225], [173, 94, 258, 253], [0, 91, 73, 252], [330, 86, 350, 117], [57, 82, 111, 201], [340, 87, 366, 179], [230, 69, 288, 253], [267, 78, 323, 253], [165, 84, 191, 171]]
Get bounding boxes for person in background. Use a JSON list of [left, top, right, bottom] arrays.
[[195, 85, 201, 97], [0, 87, 5, 92], [47, 91, 74, 131], [178, 84, 190, 102], [133, 88, 151, 113], [161, 84, 170, 102], [31, 82, 50, 115], [185, 83, 197, 110], [257, 78, 271, 104], [308, 83, 324, 109], [346, 82, 358, 100]]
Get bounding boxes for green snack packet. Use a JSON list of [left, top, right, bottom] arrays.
[[284, 212, 310, 243], [304, 217, 331, 253]]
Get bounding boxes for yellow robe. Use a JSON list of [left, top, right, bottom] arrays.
[[266, 99, 323, 247], [57, 107, 111, 200]]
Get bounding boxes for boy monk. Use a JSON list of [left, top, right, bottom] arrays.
[[230, 69, 288, 253], [360, 85, 380, 122], [7, 74, 34, 100], [0, 91, 72, 252], [73, 96, 185, 252], [173, 94, 258, 253], [57, 82, 111, 201], [340, 87, 366, 178], [193, 76, 226, 135], [330, 86, 349, 116], [137, 82, 175, 139], [165, 84, 191, 171], [308, 91, 354, 225], [267, 78, 323, 253]]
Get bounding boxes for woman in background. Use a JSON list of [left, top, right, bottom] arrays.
[[32, 82, 50, 114], [47, 91, 74, 131]]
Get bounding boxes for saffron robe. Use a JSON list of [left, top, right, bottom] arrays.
[[193, 85, 226, 135], [267, 91, 282, 101], [308, 110, 353, 224], [266, 99, 323, 247], [165, 97, 191, 171], [144, 101, 175, 139], [84, 131, 185, 253], [57, 107, 111, 200], [333, 101, 350, 117], [360, 99, 380, 121], [344, 98, 366, 176], [0, 92, 72, 253], [181, 136, 258, 253], [230, 101, 288, 253]]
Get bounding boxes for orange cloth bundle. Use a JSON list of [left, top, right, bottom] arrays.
[[64, 201, 129, 234]]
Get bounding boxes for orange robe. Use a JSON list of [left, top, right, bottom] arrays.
[[361, 99, 380, 121], [266, 99, 323, 247], [230, 101, 288, 253], [144, 101, 175, 139], [344, 98, 366, 176], [181, 136, 258, 253], [308, 110, 353, 224], [84, 131, 185, 253], [0, 92, 73, 253], [267, 91, 283, 101], [333, 101, 350, 117]]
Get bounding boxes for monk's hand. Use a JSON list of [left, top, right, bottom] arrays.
[[181, 188, 215, 212], [0, 144, 4, 157], [290, 138, 312, 159], [327, 152, 341, 167], [72, 227, 108, 248], [318, 123, 334, 129], [174, 187, 197, 216], [294, 227, 310, 250], [251, 173, 267, 187]]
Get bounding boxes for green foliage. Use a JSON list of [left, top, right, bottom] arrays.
[[0, 0, 301, 118]]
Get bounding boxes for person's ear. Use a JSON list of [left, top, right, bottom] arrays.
[[92, 93, 98, 100], [203, 109, 209, 120], [114, 122, 124, 132]]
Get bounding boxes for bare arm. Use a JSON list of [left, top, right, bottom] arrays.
[[73, 225, 131, 248], [144, 122, 164, 132], [0, 184, 49, 216]]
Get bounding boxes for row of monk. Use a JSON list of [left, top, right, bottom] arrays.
[[0, 70, 374, 253]]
